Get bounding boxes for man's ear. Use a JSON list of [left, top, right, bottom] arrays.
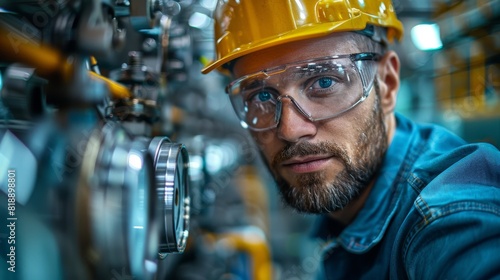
[[377, 51, 400, 115]]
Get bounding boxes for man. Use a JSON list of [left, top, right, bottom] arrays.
[[202, 0, 500, 279]]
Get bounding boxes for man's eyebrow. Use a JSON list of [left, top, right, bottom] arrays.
[[240, 78, 266, 89], [239, 62, 348, 89]]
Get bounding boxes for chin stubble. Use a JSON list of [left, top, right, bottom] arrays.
[[270, 89, 388, 214]]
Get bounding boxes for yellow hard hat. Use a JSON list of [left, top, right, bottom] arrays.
[[201, 0, 404, 74]]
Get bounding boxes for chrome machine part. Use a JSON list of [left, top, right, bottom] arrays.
[[129, 0, 182, 30], [142, 136, 190, 257], [0, 1, 194, 279], [108, 51, 161, 136], [76, 0, 122, 55], [127, 0, 181, 74], [77, 122, 160, 279], [107, 0, 191, 258], [1, 64, 47, 120]]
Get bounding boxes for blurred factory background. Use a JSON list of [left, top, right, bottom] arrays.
[[0, 0, 498, 280]]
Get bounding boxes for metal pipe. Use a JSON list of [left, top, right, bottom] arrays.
[[0, 27, 131, 99]]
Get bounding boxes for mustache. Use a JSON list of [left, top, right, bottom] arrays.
[[271, 141, 349, 168]]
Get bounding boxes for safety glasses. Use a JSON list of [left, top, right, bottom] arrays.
[[226, 52, 381, 131]]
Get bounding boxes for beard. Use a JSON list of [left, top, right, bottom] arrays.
[[268, 88, 388, 214]]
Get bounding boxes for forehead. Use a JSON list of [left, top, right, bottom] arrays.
[[232, 32, 360, 78]]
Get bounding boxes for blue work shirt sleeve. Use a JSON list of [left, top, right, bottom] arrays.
[[404, 194, 500, 279]]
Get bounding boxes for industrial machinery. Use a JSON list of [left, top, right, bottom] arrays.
[[0, 1, 190, 279]]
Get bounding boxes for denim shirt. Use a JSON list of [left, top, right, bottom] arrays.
[[313, 113, 500, 280]]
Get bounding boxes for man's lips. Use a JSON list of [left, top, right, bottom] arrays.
[[281, 155, 334, 173]]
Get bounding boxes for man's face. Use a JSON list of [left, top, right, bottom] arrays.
[[232, 33, 392, 214]]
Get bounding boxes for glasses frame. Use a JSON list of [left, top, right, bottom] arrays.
[[226, 52, 382, 131]]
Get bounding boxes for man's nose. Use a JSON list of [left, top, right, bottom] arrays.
[[275, 97, 317, 142]]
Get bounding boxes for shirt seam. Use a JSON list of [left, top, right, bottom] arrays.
[[402, 200, 500, 274]]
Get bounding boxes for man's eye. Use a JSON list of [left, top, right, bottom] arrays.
[[257, 91, 272, 102], [248, 90, 275, 103], [310, 77, 335, 90]]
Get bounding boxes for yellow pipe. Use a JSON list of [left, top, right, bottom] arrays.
[[89, 71, 131, 99], [215, 231, 273, 280], [89, 56, 98, 68], [0, 27, 131, 99], [0, 28, 72, 79]]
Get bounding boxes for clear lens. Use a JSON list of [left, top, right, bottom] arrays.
[[228, 53, 380, 131]]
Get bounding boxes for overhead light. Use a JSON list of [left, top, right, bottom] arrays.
[[411, 23, 443, 51]]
